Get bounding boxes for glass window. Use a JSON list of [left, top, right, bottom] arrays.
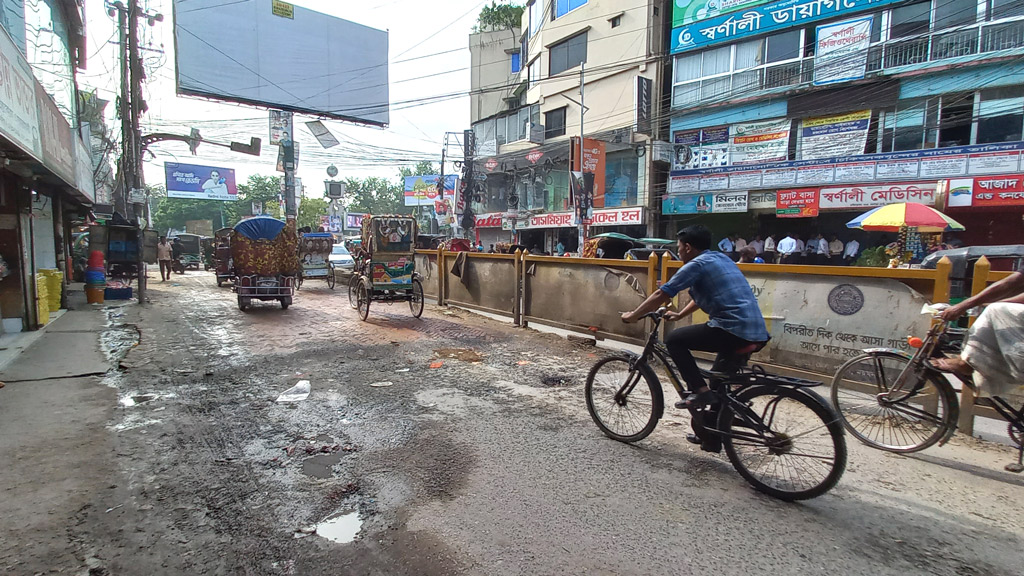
[[735, 39, 764, 70], [766, 29, 801, 63], [702, 45, 732, 76], [990, 0, 1024, 20], [611, 15, 621, 28], [674, 53, 702, 82], [529, 1, 545, 37], [511, 52, 522, 74], [530, 104, 540, 127], [518, 107, 530, 141], [550, 32, 587, 75], [545, 107, 566, 138], [555, 0, 587, 19], [528, 58, 541, 87], [25, 0, 75, 124], [937, 93, 973, 147], [883, 100, 930, 151], [604, 151, 638, 207], [474, 119, 496, 147], [978, 87, 1024, 143], [935, 0, 977, 28], [890, 2, 932, 39], [496, 115, 507, 145]]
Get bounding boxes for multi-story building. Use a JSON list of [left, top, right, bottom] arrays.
[[468, 0, 669, 252], [661, 0, 1024, 250], [0, 0, 96, 331]]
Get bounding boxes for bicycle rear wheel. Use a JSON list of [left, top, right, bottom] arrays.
[[348, 275, 361, 309], [831, 352, 955, 453], [585, 356, 663, 443], [721, 386, 846, 501]]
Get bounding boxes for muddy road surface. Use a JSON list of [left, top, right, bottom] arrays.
[[53, 273, 1024, 574]]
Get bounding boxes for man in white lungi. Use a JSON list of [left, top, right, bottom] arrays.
[[934, 271, 1024, 398]]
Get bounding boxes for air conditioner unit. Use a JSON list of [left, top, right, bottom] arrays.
[[651, 141, 674, 166]]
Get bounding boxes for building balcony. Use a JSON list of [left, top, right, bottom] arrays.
[[868, 17, 1024, 70]]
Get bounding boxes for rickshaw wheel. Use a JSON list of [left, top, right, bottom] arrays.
[[357, 281, 371, 321], [327, 264, 336, 289], [296, 274, 303, 290], [409, 279, 424, 319], [238, 296, 251, 312], [217, 278, 223, 287], [280, 297, 292, 310], [348, 275, 361, 309]]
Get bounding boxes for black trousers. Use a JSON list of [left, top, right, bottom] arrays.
[[665, 323, 752, 393]]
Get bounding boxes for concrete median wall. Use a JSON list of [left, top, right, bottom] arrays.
[[442, 253, 519, 318]]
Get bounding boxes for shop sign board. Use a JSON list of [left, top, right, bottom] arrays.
[[813, 17, 872, 86], [513, 211, 575, 230], [669, 141, 1024, 189], [776, 188, 819, 218], [946, 175, 1024, 207], [818, 182, 937, 209], [713, 191, 748, 213], [670, 0, 904, 53], [590, 207, 645, 226], [36, 84, 75, 186], [73, 135, 96, 203], [165, 162, 239, 201], [475, 212, 503, 228], [729, 118, 790, 165], [0, 26, 41, 159], [730, 170, 763, 189], [800, 110, 871, 160], [748, 191, 776, 210], [672, 0, 769, 29]]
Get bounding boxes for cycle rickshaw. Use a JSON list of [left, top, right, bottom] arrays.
[[348, 215, 424, 321]]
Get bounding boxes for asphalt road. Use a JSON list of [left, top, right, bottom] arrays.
[[29, 272, 1024, 575]]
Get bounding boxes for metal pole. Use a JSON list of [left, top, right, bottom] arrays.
[[577, 63, 585, 256], [128, 0, 147, 303]]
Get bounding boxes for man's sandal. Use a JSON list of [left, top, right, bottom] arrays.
[[674, 388, 719, 410]]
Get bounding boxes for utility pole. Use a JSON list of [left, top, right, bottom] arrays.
[[577, 63, 585, 256], [127, 0, 147, 302]]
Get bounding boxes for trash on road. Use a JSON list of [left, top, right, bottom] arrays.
[[369, 381, 393, 387], [276, 380, 311, 402], [429, 361, 443, 369], [516, 360, 532, 366], [434, 348, 483, 362], [395, 368, 410, 373]]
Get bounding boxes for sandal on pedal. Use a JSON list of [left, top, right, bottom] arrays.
[[929, 357, 974, 378], [674, 389, 718, 410], [685, 433, 702, 445]]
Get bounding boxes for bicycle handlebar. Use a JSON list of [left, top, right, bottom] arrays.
[[639, 307, 669, 322]]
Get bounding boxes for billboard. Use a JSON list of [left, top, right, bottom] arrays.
[[403, 175, 457, 207], [173, 0, 389, 126], [165, 163, 239, 201]]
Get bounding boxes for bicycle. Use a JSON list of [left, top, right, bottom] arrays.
[[830, 305, 1024, 473], [584, 308, 847, 501]]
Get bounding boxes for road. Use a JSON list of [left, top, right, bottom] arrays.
[[22, 272, 1024, 574]]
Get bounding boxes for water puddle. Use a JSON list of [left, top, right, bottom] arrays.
[[301, 453, 343, 479], [120, 393, 159, 407], [315, 511, 362, 544]]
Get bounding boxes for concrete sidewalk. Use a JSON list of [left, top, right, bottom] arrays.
[[0, 293, 122, 574]]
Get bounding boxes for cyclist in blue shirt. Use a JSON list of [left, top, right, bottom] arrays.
[[622, 225, 770, 410]]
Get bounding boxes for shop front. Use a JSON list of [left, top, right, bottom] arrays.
[[942, 174, 1024, 248]]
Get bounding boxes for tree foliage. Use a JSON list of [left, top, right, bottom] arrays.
[[474, 1, 524, 32], [297, 197, 329, 231]]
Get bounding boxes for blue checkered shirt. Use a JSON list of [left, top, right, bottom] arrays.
[[659, 250, 770, 343]]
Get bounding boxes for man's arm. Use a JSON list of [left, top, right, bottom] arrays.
[[621, 289, 672, 323], [666, 299, 699, 321], [941, 271, 1024, 320]]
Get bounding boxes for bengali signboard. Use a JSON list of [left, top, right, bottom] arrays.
[[818, 182, 937, 209], [590, 206, 645, 226], [0, 25, 41, 159], [776, 188, 819, 217], [800, 110, 871, 160], [670, 0, 904, 53], [713, 191, 748, 212], [672, 0, 770, 28], [403, 174, 457, 207], [730, 118, 790, 165], [663, 193, 713, 215], [813, 16, 872, 85], [673, 126, 730, 169], [970, 175, 1024, 207], [749, 191, 776, 209], [36, 84, 75, 186], [165, 163, 239, 201]]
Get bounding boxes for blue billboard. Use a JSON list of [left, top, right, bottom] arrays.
[[165, 162, 239, 201]]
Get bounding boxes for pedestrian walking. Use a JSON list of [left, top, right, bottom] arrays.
[[157, 236, 173, 281]]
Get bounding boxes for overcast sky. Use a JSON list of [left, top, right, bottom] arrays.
[[78, 0, 487, 194]]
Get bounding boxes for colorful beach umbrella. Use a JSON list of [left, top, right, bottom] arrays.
[[846, 202, 965, 233]]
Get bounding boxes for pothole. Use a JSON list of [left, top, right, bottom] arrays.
[[541, 375, 573, 387], [314, 511, 362, 544]]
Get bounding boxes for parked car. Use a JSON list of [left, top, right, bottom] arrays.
[[329, 243, 355, 275]]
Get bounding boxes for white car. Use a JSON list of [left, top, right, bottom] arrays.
[[328, 244, 355, 275]]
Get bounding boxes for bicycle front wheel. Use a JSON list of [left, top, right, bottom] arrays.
[[831, 351, 955, 453], [585, 356, 663, 443], [348, 275, 361, 309], [722, 386, 846, 501]]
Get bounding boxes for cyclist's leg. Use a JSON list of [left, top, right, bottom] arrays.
[[665, 324, 747, 392]]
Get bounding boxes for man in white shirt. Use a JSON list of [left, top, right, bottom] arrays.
[[829, 235, 844, 262], [814, 234, 829, 265], [794, 234, 806, 263], [843, 238, 860, 266], [750, 235, 764, 256], [734, 236, 747, 251], [777, 234, 798, 264], [763, 235, 776, 262], [718, 235, 734, 254]]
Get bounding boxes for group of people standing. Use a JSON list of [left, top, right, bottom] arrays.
[[717, 233, 861, 266]]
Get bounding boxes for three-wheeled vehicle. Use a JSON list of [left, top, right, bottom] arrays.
[[171, 233, 204, 273], [297, 232, 336, 290], [348, 215, 424, 321], [231, 216, 299, 311], [921, 244, 1024, 300], [213, 227, 234, 287]]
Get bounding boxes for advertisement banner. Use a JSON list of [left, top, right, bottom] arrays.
[[800, 110, 871, 160], [165, 163, 239, 201], [813, 16, 873, 86], [670, 0, 904, 53], [818, 182, 937, 209], [730, 118, 790, 165], [475, 212, 503, 228], [0, 26, 42, 159], [713, 191, 748, 213], [674, 126, 730, 170], [972, 175, 1024, 207], [320, 214, 342, 233], [299, 234, 333, 277], [663, 193, 713, 215], [36, 84, 75, 186], [776, 188, 819, 218], [580, 138, 607, 208], [672, 0, 769, 28], [269, 110, 292, 146], [403, 174, 457, 207], [345, 213, 365, 230]]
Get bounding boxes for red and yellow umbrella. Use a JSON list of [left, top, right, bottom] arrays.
[[846, 202, 965, 233]]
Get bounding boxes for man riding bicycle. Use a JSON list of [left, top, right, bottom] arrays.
[[622, 225, 769, 412]]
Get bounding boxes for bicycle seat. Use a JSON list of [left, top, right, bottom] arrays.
[[708, 342, 768, 376], [734, 342, 766, 356]]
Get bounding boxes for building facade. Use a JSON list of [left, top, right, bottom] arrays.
[[661, 0, 1024, 251], [468, 0, 670, 252], [0, 0, 97, 332]]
